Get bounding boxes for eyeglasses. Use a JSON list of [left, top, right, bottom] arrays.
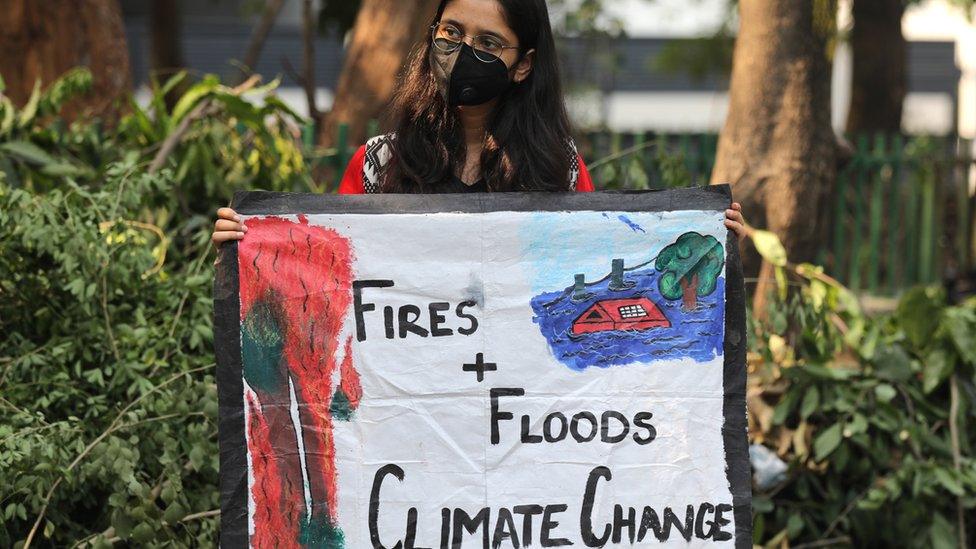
[[430, 22, 519, 63]]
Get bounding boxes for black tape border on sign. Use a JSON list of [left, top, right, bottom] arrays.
[[213, 186, 752, 548]]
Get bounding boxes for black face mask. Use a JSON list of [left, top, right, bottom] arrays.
[[430, 43, 513, 107]]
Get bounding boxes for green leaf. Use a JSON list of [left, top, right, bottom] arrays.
[[942, 306, 976, 366], [874, 383, 897, 402], [159, 70, 188, 98], [131, 522, 154, 543], [814, 422, 843, 461], [798, 363, 853, 381], [929, 513, 957, 549], [844, 413, 868, 437], [772, 386, 799, 425], [800, 386, 820, 419], [0, 140, 56, 166], [163, 502, 185, 524], [923, 349, 955, 394], [112, 511, 134, 539], [0, 95, 15, 136], [774, 265, 788, 301], [263, 94, 306, 122], [243, 76, 282, 97], [751, 229, 788, 267], [189, 445, 206, 471], [168, 75, 220, 130], [933, 468, 965, 496], [897, 286, 944, 350], [213, 92, 263, 128], [40, 162, 90, 178], [17, 79, 42, 128], [873, 344, 914, 382], [786, 514, 805, 538]]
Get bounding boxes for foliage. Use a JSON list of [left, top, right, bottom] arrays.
[[0, 69, 312, 547], [588, 135, 698, 191], [746, 233, 976, 548], [1, 68, 311, 210], [3, 66, 974, 548]]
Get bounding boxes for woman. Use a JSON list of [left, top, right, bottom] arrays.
[[212, 0, 745, 243]]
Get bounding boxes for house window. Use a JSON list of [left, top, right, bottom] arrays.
[[618, 304, 647, 319]]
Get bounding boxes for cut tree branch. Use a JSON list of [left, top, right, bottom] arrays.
[[302, 0, 318, 121], [239, 0, 287, 83]]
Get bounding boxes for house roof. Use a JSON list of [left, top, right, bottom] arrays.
[[580, 297, 667, 323]]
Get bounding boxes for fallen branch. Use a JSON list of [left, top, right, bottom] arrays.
[[239, 0, 287, 83], [179, 509, 220, 523], [148, 76, 261, 174], [794, 536, 852, 549]]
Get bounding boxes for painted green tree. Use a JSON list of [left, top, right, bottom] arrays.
[[655, 232, 725, 311]]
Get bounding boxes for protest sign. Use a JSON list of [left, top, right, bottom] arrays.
[[214, 187, 751, 548]]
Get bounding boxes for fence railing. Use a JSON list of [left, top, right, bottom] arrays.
[[830, 134, 968, 294], [306, 124, 976, 295]]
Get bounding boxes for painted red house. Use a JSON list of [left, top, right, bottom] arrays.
[[572, 297, 670, 335]]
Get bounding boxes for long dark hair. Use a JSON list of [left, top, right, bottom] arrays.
[[381, 0, 575, 193]]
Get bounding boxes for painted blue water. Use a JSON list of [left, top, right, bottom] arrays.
[[530, 268, 725, 371]]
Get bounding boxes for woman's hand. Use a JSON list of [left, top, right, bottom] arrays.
[[724, 202, 747, 240], [212, 207, 247, 245]]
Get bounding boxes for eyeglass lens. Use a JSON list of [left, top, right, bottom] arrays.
[[432, 23, 508, 62]]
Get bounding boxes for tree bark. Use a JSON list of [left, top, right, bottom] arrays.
[[845, 0, 906, 134], [710, 0, 837, 266], [150, 0, 186, 109], [0, 0, 130, 122], [680, 273, 700, 311], [318, 0, 440, 148]]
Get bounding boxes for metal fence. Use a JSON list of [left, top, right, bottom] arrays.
[[309, 124, 976, 295]]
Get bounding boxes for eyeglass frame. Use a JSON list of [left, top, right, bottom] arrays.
[[429, 22, 521, 63]]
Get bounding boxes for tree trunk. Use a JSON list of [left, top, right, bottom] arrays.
[[845, 0, 906, 134], [0, 0, 130, 122], [710, 0, 837, 266], [150, 0, 186, 109], [680, 273, 700, 311], [318, 0, 440, 148]]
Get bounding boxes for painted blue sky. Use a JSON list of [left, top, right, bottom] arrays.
[[518, 210, 726, 295]]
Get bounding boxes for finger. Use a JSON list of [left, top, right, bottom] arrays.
[[724, 220, 743, 232], [731, 202, 742, 211], [217, 207, 242, 221], [214, 219, 245, 232], [725, 209, 744, 223], [724, 220, 747, 240], [212, 231, 246, 244]]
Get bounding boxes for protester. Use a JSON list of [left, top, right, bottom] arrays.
[[212, 0, 745, 245]]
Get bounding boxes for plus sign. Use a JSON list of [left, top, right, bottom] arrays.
[[462, 353, 497, 383]]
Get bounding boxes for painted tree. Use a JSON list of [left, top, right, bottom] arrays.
[[237, 216, 362, 547], [0, 0, 130, 122], [656, 232, 725, 311], [710, 0, 837, 266]]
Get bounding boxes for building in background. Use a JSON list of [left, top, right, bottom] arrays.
[[120, 0, 973, 136]]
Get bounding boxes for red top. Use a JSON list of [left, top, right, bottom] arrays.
[[337, 144, 595, 194]]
